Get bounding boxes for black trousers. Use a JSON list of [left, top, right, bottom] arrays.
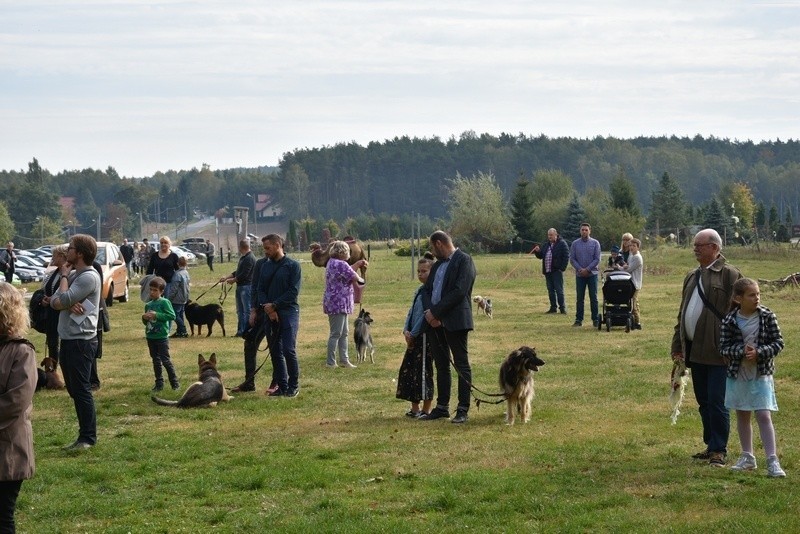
[[430, 328, 472, 413], [0, 480, 22, 534]]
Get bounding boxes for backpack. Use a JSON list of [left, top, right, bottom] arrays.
[[29, 288, 50, 334]]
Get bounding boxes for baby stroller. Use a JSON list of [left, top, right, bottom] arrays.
[[597, 270, 635, 332]]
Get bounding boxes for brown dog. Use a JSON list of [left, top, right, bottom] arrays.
[[184, 300, 226, 337], [151, 353, 232, 408], [39, 356, 65, 390], [498, 346, 544, 425]]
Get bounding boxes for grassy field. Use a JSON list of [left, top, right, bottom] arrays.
[[18, 243, 800, 533]]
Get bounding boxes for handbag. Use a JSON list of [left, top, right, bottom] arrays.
[[100, 305, 111, 332]]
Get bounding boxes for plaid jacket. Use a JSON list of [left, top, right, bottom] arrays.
[[719, 305, 784, 379]]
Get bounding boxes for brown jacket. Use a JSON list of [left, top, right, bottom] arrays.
[[671, 255, 742, 366], [0, 338, 36, 481]]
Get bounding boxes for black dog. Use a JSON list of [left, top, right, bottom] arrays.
[[354, 309, 374, 363], [184, 300, 226, 337]]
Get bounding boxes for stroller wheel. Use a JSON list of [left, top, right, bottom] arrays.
[[606, 316, 611, 332], [625, 317, 632, 333]]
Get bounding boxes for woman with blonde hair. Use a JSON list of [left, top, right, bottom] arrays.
[[620, 233, 634, 264], [323, 241, 368, 368], [0, 283, 37, 532]]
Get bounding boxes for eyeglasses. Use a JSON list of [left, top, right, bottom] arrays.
[[693, 243, 714, 249]]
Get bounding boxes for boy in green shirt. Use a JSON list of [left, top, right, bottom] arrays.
[[142, 276, 179, 391]]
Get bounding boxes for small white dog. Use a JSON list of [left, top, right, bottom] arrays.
[[473, 295, 493, 319]]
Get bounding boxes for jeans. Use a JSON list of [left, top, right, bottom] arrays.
[[59, 337, 98, 445], [575, 274, 598, 324], [690, 362, 730, 454], [0, 480, 22, 534], [430, 328, 472, 413], [327, 313, 349, 365], [266, 310, 300, 393], [172, 303, 187, 334], [544, 270, 566, 312], [147, 338, 178, 387], [235, 285, 252, 335]]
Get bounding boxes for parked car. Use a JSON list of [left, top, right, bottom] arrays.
[[181, 237, 208, 254], [171, 246, 199, 266], [95, 241, 129, 306]]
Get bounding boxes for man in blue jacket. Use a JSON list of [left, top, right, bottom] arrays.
[[420, 231, 476, 424], [532, 228, 569, 314]]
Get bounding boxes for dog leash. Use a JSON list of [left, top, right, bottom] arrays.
[[431, 328, 507, 409], [193, 280, 222, 302]]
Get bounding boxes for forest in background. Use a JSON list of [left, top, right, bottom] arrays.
[[1, 133, 798, 249]]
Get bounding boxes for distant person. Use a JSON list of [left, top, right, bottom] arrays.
[[135, 242, 150, 275], [50, 234, 102, 451], [0, 242, 16, 284], [142, 276, 179, 392], [623, 238, 643, 330], [120, 239, 135, 277], [569, 223, 601, 327], [532, 228, 569, 314], [671, 228, 742, 467], [206, 239, 215, 271], [221, 240, 255, 337], [0, 283, 37, 533], [323, 241, 367, 368], [607, 245, 625, 270], [620, 233, 634, 264], [420, 231, 476, 425], [720, 278, 786, 477], [168, 256, 190, 338]]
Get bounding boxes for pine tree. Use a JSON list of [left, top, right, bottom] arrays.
[[562, 194, 587, 243], [510, 177, 536, 246], [702, 197, 726, 236], [609, 168, 641, 217], [768, 204, 780, 234], [650, 172, 687, 234]]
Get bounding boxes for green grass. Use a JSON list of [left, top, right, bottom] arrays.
[[19, 244, 800, 533]]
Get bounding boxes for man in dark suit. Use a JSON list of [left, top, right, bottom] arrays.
[[420, 231, 476, 424]]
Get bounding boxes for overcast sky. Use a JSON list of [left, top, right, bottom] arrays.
[[1, 1, 798, 177]]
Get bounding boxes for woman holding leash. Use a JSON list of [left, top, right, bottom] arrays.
[[0, 282, 37, 533], [720, 278, 786, 477], [396, 252, 435, 417], [323, 241, 367, 369]]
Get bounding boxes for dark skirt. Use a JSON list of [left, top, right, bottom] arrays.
[[396, 332, 434, 403]]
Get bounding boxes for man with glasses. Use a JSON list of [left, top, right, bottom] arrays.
[[671, 228, 742, 467]]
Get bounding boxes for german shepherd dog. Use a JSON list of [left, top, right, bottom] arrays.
[[499, 346, 544, 425], [354, 309, 375, 363], [151, 353, 232, 408], [184, 300, 226, 337], [37, 356, 65, 390]]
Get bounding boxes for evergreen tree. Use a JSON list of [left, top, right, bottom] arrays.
[[650, 172, 687, 234], [609, 168, 640, 217], [702, 197, 726, 236], [768, 204, 780, 234], [755, 202, 766, 229], [510, 177, 536, 245], [288, 219, 298, 251], [784, 207, 793, 225], [562, 194, 587, 242]]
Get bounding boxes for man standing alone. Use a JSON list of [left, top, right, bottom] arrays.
[[206, 239, 215, 271], [50, 234, 102, 450], [532, 228, 569, 314], [221, 239, 255, 337], [420, 231, 476, 424], [120, 239, 134, 277], [0, 242, 16, 284], [569, 223, 601, 327]]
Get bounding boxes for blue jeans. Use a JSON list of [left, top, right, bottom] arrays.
[[545, 270, 566, 312], [690, 362, 730, 454], [266, 310, 300, 393], [235, 285, 252, 335], [172, 303, 187, 334], [575, 274, 598, 324], [59, 337, 98, 445]]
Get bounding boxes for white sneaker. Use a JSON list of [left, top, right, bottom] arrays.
[[730, 452, 757, 471], [340, 361, 357, 369], [325, 362, 337, 369], [767, 455, 787, 478]]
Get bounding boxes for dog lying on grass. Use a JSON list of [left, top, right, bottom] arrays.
[[151, 353, 231, 408], [499, 346, 544, 425], [36, 356, 65, 391], [184, 300, 226, 337], [354, 309, 375, 363], [473, 295, 493, 319]]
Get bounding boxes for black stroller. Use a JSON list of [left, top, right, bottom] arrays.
[[597, 270, 635, 332]]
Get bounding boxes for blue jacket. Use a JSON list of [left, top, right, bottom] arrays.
[[534, 237, 569, 274]]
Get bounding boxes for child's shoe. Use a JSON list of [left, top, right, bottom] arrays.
[[152, 382, 163, 392], [170, 380, 181, 391], [767, 455, 786, 478], [730, 452, 757, 471]]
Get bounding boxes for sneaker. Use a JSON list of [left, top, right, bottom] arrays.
[[572, 321, 582, 327], [285, 388, 300, 398], [325, 362, 338, 368], [231, 383, 256, 393], [405, 409, 421, 418], [340, 361, 357, 369], [419, 407, 450, 421], [709, 452, 726, 467], [170, 381, 180, 391], [62, 440, 93, 451], [546, 308, 557, 314], [692, 449, 711, 460], [152, 383, 164, 392], [730, 452, 757, 471], [767, 455, 787, 478], [451, 411, 469, 424]]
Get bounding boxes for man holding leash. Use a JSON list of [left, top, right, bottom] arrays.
[[420, 231, 476, 424], [532, 228, 570, 315], [672, 228, 741, 467], [255, 234, 302, 398], [221, 239, 255, 337], [50, 234, 102, 451], [569, 222, 601, 327]]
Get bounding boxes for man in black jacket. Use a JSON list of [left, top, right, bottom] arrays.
[[120, 239, 134, 277], [532, 228, 569, 314], [420, 231, 476, 424]]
